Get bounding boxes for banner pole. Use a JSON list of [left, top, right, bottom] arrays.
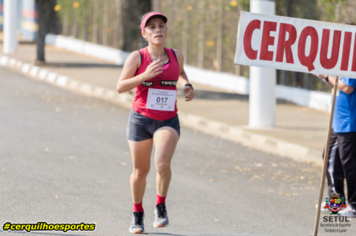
[[313, 76, 339, 236]]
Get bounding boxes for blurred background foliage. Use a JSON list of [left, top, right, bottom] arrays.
[[55, 0, 354, 92]]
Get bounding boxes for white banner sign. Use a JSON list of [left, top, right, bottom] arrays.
[[235, 11, 356, 78]]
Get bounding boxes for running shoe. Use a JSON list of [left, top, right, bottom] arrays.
[[315, 201, 329, 212], [339, 206, 356, 218], [129, 211, 144, 234], [153, 203, 169, 227]]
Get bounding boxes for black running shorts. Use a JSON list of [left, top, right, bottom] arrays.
[[126, 109, 180, 142]]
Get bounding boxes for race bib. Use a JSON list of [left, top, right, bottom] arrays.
[[146, 88, 177, 111]]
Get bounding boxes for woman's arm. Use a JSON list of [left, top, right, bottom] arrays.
[[174, 49, 194, 101], [315, 74, 354, 94], [116, 51, 164, 94]]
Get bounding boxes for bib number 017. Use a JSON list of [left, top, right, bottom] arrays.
[[146, 88, 176, 111], [156, 97, 168, 103]]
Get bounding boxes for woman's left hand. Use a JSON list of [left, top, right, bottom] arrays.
[[184, 86, 194, 102]]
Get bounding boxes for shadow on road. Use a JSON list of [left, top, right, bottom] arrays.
[[146, 233, 186, 236], [277, 125, 326, 131], [177, 89, 295, 105], [0, 230, 88, 236], [147, 233, 270, 236]]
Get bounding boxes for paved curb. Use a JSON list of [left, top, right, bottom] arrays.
[[0, 54, 323, 167]]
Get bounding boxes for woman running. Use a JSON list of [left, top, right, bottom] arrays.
[[116, 12, 194, 234]]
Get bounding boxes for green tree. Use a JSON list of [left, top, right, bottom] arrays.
[[35, 0, 57, 64], [121, 0, 151, 51]]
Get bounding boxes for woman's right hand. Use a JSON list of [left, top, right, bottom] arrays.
[[143, 59, 164, 80]]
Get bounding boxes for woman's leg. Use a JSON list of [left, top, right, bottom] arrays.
[[153, 127, 179, 198], [128, 139, 153, 205]]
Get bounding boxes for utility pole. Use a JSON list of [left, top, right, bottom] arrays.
[[3, 0, 18, 54], [249, 0, 276, 128], [92, 0, 98, 43], [182, 5, 189, 64], [198, 0, 205, 68], [216, 0, 223, 71]]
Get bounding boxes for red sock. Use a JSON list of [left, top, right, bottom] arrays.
[[156, 194, 166, 206], [133, 202, 143, 212]]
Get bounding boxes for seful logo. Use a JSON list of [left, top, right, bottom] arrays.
[[324, 193, 346, 215]]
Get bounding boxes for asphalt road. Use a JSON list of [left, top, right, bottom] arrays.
[[0, 68, 355, 236]]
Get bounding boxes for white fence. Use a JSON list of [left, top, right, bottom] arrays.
[[45, 34, 331, 112]]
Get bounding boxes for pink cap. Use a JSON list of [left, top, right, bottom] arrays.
[[140, 12, 167, 32]]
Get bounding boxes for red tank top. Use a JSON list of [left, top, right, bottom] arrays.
[[132, 47, 180, 120]]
